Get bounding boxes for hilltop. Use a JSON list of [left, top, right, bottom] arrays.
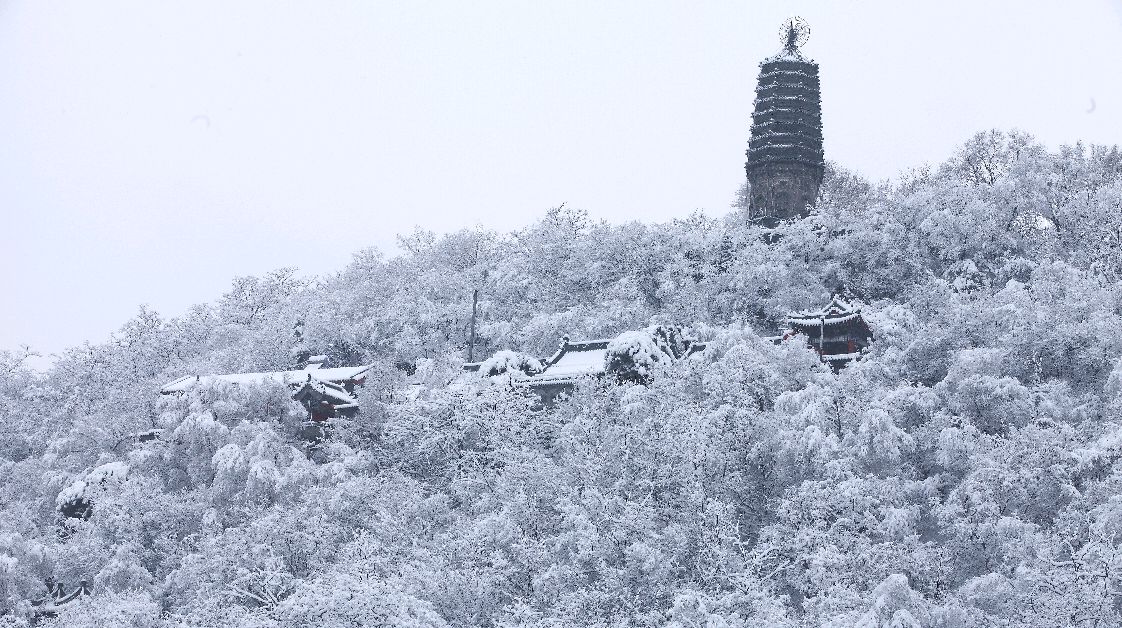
[[3, 129, 1122, 626]]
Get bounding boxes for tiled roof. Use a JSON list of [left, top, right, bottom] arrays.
[[161, 364, 373, 394], [787, 295, 864, 326]]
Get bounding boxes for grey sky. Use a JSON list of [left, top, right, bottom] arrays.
[[2, 1, 1121, 363]]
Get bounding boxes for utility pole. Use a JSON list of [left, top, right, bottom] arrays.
[[468, 288, 479, 362]]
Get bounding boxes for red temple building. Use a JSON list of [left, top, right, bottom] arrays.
[[784, 296, 873, 369]]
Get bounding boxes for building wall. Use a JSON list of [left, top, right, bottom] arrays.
[[747, 161, 823, 226], [745, 57, 824, 227]]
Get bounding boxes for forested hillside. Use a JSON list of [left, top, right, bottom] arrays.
[[4, 130, 1122, 626]]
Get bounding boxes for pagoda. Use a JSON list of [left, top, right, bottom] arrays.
[[745, 18, 825, 227]]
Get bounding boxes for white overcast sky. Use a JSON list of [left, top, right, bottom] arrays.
[[2, 1, 1121, 361]]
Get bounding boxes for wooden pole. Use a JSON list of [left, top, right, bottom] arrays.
[[468, 288, 479, 362]]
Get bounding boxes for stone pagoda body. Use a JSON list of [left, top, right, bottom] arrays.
[[745, 19, 825, 227]]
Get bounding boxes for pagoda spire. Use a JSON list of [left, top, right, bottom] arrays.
[[784, 21, 800, 53]]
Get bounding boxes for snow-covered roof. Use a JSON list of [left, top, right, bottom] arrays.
[[536, 340, 609, 381], [160, 364, 374, 394], [32, 580, 92, 614], [526, 335, 706, 386], [787, 295, 866, 327], [467, 329, 708, 390], [294, 378, 357, 406]]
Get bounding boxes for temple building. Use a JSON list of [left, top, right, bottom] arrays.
[[745, 18, 825, 227], [464, 327, 707, 406], [160, 356, 372, 422], [31, 579, 92, 621], [784, 296, 872, 369]]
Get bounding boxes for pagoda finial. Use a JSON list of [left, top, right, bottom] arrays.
[[778, 16, 810, 54]]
